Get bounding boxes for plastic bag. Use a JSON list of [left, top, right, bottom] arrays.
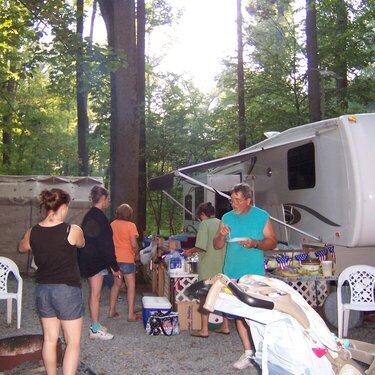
[[139, 241, 157, 265]]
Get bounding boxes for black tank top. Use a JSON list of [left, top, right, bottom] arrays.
[[30, 222, 81, 287]]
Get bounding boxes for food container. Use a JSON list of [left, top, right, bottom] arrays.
[[187, 261, 198, 274], [186, 253, 199, 274], [168, 255, 188, 276], [267, 258, 278, 270], [301, 259, 320, 272]]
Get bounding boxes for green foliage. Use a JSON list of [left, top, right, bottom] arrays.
[[145, 71, 222, 234], [0, 0, 127, 178], [212, 0, 309, 151], [247, 0, 290, 19], [0, 1, 42, 81], [146, 72, 213, 174], [0, 70, 78, 175], [145, 0, 177, 32], [316, 0, 375, 117], [1, 0, 374, 236]]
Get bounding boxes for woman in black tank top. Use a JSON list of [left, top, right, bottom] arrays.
[[19, 188, 85, 375]]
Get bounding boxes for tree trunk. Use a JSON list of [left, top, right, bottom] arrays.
[[99, 0, 140, 221], [76, 0, 89, 175], [137, 0, 146, 240], [2, 65, 17, 166], [306, 0, 321, 122], [334, 0, 348, 111], [237, 0, 246, 151], [89, 0, 98, 40], [2, 119, 11, 165]]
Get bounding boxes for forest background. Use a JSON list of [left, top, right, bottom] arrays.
[[0, 0, 374, 238]]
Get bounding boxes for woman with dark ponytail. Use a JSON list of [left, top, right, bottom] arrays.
[[183, 202, 229, 338], [19, 188, 85, 375]]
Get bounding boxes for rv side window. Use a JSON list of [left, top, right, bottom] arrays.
[[185, 194, 192, 220], [216, 193, 232, 219], [287, 143, 316, 190], [195, 186, 204, 212]]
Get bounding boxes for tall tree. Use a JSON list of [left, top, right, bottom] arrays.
[[316, 0, 374, 117], [137, 0, 147, 238], [332, 0, 348, 111], [237, 0, 246, 151], [76, 0, 89, 175], [306, 0, 321, 121], [98, 0, 140, 221], [229, 0, 309, 141], [2, 67, 16, 165]]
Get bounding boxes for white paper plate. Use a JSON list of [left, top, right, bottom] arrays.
[[226, 237, 251, 243]]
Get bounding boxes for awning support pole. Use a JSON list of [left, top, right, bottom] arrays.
[[162, 190, 197, 221], [176, 172, 321, 242], [270, 217, 321, 241]]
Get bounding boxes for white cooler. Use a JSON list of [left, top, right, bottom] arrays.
[[142, 296, 172, 328]]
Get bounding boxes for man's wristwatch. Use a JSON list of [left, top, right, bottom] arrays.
[[254, 240, 259, 248]]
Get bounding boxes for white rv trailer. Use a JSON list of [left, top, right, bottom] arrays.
[[149, 113, 375, 269]]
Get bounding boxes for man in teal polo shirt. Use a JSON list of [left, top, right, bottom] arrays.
[[214, 183, 277, 370]]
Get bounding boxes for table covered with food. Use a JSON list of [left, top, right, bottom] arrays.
[[264, 244, 338, 307]]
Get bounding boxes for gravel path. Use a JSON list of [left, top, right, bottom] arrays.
[[1, 276, 374, 374]]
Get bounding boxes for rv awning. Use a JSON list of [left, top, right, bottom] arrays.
[[148, 172, 175, 191], [148, 152, 251, 191], [148, 134, 317, 191]]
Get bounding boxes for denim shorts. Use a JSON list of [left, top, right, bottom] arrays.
[[118, 262, 136, 275], [36, 284, 85, 320]]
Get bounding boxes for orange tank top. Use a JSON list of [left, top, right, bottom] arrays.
[[111, 220, 139, 263]]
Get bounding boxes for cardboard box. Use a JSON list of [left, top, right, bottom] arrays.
[[177, 301, 201, 331]]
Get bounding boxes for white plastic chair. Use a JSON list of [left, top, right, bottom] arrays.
[[337, 265, 375, 338], [0, 256, 23, 329]]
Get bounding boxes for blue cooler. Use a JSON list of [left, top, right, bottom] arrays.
[[142, 296, 172, 328]]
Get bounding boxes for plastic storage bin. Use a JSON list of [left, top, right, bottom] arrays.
[[142, 296, 172, 328]]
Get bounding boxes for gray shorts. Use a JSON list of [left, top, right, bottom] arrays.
[[36, 284, 84, 320], [97, 268, 110, 276]]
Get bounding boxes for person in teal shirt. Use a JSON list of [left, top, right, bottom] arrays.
[[183, 202, 228, 338], [214, 183, 277, 370]]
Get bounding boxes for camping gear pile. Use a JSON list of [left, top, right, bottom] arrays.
[[191, 273, 372, 375]]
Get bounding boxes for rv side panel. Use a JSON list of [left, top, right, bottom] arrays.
[[338, 114, 375, 246]]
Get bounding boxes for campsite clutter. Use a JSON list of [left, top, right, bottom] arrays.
[[1, 270, 374, 374], [1, 219, 374, 373], [265, 243, 336, 277], [149, 113, 375, 271], [2, 114, 375, 373], [141, 236, 202, 331], [144, 113, 375, 373], [199, 273, 375, 375]]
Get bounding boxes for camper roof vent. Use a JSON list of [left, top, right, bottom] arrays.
[[264, 131, 280, 139]]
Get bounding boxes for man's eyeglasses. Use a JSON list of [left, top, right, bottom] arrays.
[[229, 197, 248, 205]]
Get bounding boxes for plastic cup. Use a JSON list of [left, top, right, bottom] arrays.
[[321, 260, 333, 276]]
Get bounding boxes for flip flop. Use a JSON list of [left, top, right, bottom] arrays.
[[108, 312, 119, 318], [214, 330, 230, 335], [190, 331, 209, 338], [127, 315, 142, 322]]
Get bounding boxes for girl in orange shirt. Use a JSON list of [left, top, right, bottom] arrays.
[[109, 204, 141, 321]]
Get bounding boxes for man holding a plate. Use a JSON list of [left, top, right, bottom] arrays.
[[214, 182, 277, 370]]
